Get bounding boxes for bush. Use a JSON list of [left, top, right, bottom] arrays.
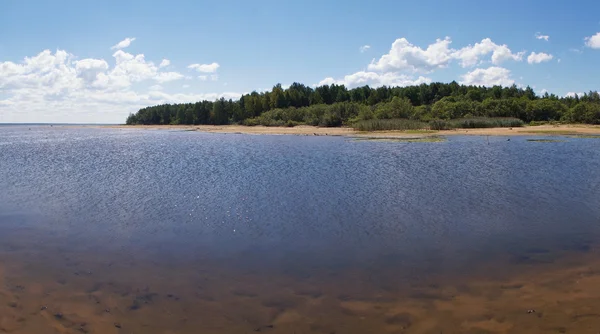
[[526, 99, 567, 122], [353, 119, 428, 131], [319, 109, 342, 127], [450, 117, 524, 128], [374, 97, 415, 119], [429, 119, 451, 130], [563, 102, 600, 124], [242, 118, 260, 126]]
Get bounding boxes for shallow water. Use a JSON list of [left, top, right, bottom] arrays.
[[1, 126, 600, 333]]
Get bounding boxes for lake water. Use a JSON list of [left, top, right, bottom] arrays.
[[1, 126, 600, 333]]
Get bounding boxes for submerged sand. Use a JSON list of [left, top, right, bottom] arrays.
[[2, 243, 600, 333], [102, 124, 600, 138]]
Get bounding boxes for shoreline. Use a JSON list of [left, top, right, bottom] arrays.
[[2, 241, 600, 333], [100, 124, 600, 138]]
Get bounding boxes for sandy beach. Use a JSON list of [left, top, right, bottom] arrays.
[[104, 124, 600, 138]]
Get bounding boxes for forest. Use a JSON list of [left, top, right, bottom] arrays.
[[125, 82, 600, 128]]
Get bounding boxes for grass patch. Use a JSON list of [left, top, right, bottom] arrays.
[[352, 136, 446, 143], [529, 121, 563, 126], [568, 134, 600, 139], [404, 129, 439, 134], [430, 117, 525, 130], [353, 117, 523, 131], [353, 119, 428, 131], [523, 130, 577, 135], [527, 139, 566, 142]]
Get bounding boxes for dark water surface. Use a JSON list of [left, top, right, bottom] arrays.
[[1, 126, 600, 333]]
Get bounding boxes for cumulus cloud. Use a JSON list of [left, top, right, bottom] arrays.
[[535, 32, 549, 41], [198, 75, 208, 81], [359, 45, 371, 53], [319, 36, 527, 89], [366, 36, 525, 73], [0, 50, 77, 92], [154, 71, 185, 83], [367, 37, 453, 72], [540, 89, 548, 95], [188, 62, 220, 73], [452, 38, 524, 67], [111, 37, 136, 50], [566, 92, 583, 98], [585, 32, 600, 49], [317, 71, 431, 88], [460, 67, 514, 87], [0, 48, 235, 123], [74, 58, 108, 86], [527, 52, 554, 64], [159, 59, 170, 68]]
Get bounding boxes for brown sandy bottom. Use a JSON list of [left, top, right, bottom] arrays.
[[85, 124, 600, 138], [2, 244, 600, 334]]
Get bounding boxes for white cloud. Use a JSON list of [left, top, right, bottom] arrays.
[[569, 48, 583, 54], [566, 92, 583, 98], [0, 48, 235, 123], [182, 84, 190, 88], [188, 62, 220, 73], [198, 75, 208, 81], [107, 50, 176, 88], [0, 50, 78, 92], [75, 58, 109, 86], [452, 38, 524, 67], [359, 45, 371, 53], [540, 89, 548, 95], [317, 71, 431, 88], [460, 67, 514, 87], [557, 58, 561, 63], [154, 71, 184, 83], [110, 37, 136, 50], [210, 74, 219, 81], [535, 32, 549, 41], [159, 59, 170, 68], [527, 52, 553, 64], [585, 32, 600, 49], [367, 37, 453, 72], [367, 37, 524, 72]]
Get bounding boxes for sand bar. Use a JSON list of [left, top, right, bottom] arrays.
[[100, 124, 600, 138]]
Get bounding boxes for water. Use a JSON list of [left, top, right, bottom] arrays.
[[1, 125, 600, 333]]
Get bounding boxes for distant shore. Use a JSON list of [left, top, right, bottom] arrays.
[[104, 124, 600, 137]]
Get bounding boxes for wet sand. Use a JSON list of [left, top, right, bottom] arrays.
[[100, 124, 600, 138], [3, 240, 600, 333]]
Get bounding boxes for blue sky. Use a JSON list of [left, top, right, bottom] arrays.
[[1, 0, 599, 123]]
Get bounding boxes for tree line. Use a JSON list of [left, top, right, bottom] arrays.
[[126, 82, 600, 126]]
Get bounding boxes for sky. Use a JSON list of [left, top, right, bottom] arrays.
[[1, 0, 600, 123]]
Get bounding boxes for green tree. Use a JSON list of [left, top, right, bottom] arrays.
[[211, 98, 229, 125]]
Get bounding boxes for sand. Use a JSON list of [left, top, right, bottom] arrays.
[[3, 241, 600, 333], [97, 124, 600, 138]]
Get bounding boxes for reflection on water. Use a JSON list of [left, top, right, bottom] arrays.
[[0, 126, 600, 333]]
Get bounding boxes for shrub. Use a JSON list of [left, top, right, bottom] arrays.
[[429, 119, 451, 130], [353, 119, 428, 131], [450, 117, 524, 128]]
